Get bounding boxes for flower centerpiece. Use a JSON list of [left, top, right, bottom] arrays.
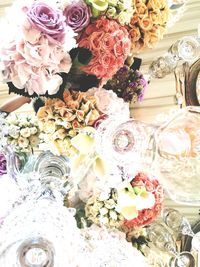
[[3, 113, 40, 153], [82, 172, 163, 230], [37, 89, 101, 156]]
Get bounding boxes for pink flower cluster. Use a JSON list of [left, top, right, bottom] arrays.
[[78, 17, 131, 82], [0, 1, 76, 96], [124, 172, 164, 228]]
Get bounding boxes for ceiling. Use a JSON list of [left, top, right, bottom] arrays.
[[0, 0, 200, 221]]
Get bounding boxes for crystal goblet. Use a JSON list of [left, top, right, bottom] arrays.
[[147, 223, 195, 267]]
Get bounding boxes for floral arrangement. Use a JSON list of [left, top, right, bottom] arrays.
[[0, 1, 76, 96], [104, 65, 148, 102], [37, 89, 101, 156], [0, 153, 7, 176], [4, 113, 40, 152], [128, 0, 170, 52], [85, 0, 134, 25], [123, 173, 164, 229], [83, 172, 163, 230], [0, 0, 172, 99], [78, 16, 131, 82]]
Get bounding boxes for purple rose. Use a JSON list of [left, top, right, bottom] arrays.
[[0, 153, 7, 176], [64, 1, 91, 33], [27, 2, 66, 44]]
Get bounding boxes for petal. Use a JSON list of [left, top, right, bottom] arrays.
[[93, 156, 107, 177], [71, 154, 86, 175], [120, 206, 138, 221], [71, 133, 95, 154]]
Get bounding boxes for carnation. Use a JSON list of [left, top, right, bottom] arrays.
[[78, 17, 131, 82]]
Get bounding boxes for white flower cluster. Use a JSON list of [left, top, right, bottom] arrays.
[[85, 189, 124, 228], [5, 113, 40, 152]]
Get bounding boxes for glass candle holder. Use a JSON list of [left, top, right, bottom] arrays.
[[169, 36, 200, 62]]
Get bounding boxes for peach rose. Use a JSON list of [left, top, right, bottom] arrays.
[[149, 10, 162, 25], [139, 16, 153, 31], [135, 2, 147, 17], [129, 27, 141, 42], [130, 14, 140, 27]]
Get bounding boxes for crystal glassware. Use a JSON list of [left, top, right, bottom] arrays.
[[155, 106, 200, 205], [148, 53, 178, 79], [163, 208, 200, 253], [147, 223, 195, 267], [169, 36, 200, 62], [95, 116, 156, 173], [162, 208, 184, 233]]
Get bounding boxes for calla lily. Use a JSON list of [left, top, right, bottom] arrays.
[[71, 126, 96, 154], [70, 127, 108, 178], [71, 133, 95, 154], [93, 156, 107, 177], [116, 183, 156, 220], [89, 0, 108, 11], [71, 154, 87, 173], [120, 206, 138, 221]]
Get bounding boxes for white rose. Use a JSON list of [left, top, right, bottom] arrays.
[[18, 136, 29, 148], [30, 127, 38, 135], [99, 207, 109, 216], [109, 210, 118, 220], [7, 114, 18, 125], [8, 125, 20, 139], [20, 128, 31, 138], [29, 135, 39, 147]]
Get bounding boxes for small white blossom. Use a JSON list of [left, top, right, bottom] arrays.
[[99, 207, 109, 216], [20, 128, 31, 138], [29, 135, 39, 147], [109, 210, 118, 221], [30, 127, 38, 135], [18, 136, 29, 148], [8, 125, 20, 139]]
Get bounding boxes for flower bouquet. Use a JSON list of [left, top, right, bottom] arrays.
[[3, 113, 40, 153], [83, 172, 163, 230], [0, 0, 172, 100]]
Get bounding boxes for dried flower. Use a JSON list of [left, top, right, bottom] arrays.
[[104, 65, 147, 103]]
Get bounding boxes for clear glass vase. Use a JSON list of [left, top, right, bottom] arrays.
[[95, 107, 200, 205], [95, 115, 156, 175], [155, 106, 200, 205]]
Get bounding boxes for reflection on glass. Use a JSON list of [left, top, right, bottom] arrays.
[[155, 106, 200, 205], [169, 36, 200, 62]]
